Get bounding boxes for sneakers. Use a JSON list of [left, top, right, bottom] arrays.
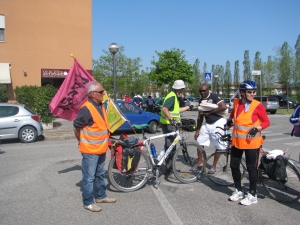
[[84, 204, 102, 212], [95, 197, 117, 203], [229, 189, 244, 201], [240, 193, 257, 205], [207, 168, 216, 174]]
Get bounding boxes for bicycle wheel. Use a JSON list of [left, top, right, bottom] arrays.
[[259, 161, 300, 202], [108, 150, 151, 192], [172, 143, 207, 183], [204, 152, 246, 186]]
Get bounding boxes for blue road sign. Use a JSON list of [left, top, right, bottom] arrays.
[[204, 72, 212, 81]]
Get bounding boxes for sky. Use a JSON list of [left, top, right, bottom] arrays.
[[92, 0, 300, 74]]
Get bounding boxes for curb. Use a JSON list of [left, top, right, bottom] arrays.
[[43, 133, 76, 140]]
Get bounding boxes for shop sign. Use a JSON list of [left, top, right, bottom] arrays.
[[41, 69, 92, 78]]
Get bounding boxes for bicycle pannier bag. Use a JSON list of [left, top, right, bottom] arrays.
[[181, 118, 196, 131], [259, 155, 288, 182], [114, 134, 142, 173]]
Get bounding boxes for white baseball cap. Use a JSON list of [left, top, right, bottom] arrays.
[[172, 80, 186, 89]]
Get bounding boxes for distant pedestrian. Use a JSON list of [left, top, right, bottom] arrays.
[[124, 93, 131, 102], [133, 92, 143, 108], [146, 95, 155, 112]]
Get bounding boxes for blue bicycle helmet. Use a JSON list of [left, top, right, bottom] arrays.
[[239, 80, 257, 91]]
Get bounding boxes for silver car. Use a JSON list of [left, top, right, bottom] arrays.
[[254, 96, 279, 114], [0, 103, 43, 143]]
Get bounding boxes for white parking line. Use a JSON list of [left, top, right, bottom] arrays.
[[284, 141, 300, 146], [151, 186, 183, 225], [264, 136, 295, 142]]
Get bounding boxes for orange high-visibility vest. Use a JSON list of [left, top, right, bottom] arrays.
[[79, 101, 109, 154], [231, 99, 263, 149]]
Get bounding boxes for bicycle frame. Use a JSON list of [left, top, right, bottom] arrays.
[[143, 130, 181, 166], [139, 128, 186, 185]]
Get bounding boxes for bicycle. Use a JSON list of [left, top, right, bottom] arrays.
[[204, 124, 300, 203], [107, 123, 207, 192], [203, 124, 246, 186]]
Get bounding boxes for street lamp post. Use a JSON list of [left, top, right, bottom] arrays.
[[109, 43, 119, 101], [214, 75, 219, 94], [251, 70, 262, 102]]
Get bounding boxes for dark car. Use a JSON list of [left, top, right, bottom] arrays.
[[141, 98, 148, 111], [152, 98, 165, 114], [269, 95, 297, 108], [254, 96, 279, 114]]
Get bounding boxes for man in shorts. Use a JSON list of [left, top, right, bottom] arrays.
[[194, 84, 227, 172]]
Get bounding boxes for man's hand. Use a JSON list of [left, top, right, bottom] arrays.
[[170, 119, 177, 126], [226, 120, 233, 128]]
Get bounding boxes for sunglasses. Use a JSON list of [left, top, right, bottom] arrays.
[[94, 90, 105, 94], [246, 91, 256, 94], [199, 89, 208, 93]]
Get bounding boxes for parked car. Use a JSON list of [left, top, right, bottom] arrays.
[[223, 98, 234, 112], [253, 96, 279, 114], [0, 103, 43, 143], [114, 100, 160, 133], [268, 95, 297, 109], [141, 98, 148, 111], [186, 96, 199, 110], [152, 98, 165, 114]]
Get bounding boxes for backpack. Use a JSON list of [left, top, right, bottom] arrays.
[[148, 98, 154, 105], [112, 134, 142, 174], [259, 155, 288, 182]]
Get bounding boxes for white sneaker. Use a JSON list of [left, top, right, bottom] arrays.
[[229, 189, 244, 201], [240, 193, 257, 205]]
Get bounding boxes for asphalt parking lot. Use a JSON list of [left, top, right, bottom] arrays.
[[0, 112, 299, 225]]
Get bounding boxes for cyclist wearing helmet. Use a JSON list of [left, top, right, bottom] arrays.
[[227, 80, 270, 206]]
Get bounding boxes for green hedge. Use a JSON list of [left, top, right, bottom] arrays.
[[0, 84, 9, 103], [14, 85, 57, 124]]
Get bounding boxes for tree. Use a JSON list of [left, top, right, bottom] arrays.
[[214, 65, 225, 96], [211, 64, 217, 93], [295, 34, 300, 101], [263, 56, 276, 95], [233, 60, 240, 91], [253, 51, 263, 96], [92, 45, 144, 99], [275, 42, 295, 96], [243, 50, 251, 80], [189, 59, 202, 96], [224, 61, 232, 97], [149, 48, 194, 90]]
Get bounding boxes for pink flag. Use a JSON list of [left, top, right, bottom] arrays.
[[49, 58, 95, 121]]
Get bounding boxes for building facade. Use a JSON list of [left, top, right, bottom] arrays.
[[0, 0, 92, 101]]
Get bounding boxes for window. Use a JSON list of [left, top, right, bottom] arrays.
[[0, 106, 19, 118], [0, 15, 5, 41]]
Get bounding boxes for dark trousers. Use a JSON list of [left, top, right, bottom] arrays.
[[161, 124, 176, 173], [147, 105, 154, 112], [230, 146, 259, 193]]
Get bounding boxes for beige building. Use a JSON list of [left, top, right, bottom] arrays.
[[0, 0, 92, 101]]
